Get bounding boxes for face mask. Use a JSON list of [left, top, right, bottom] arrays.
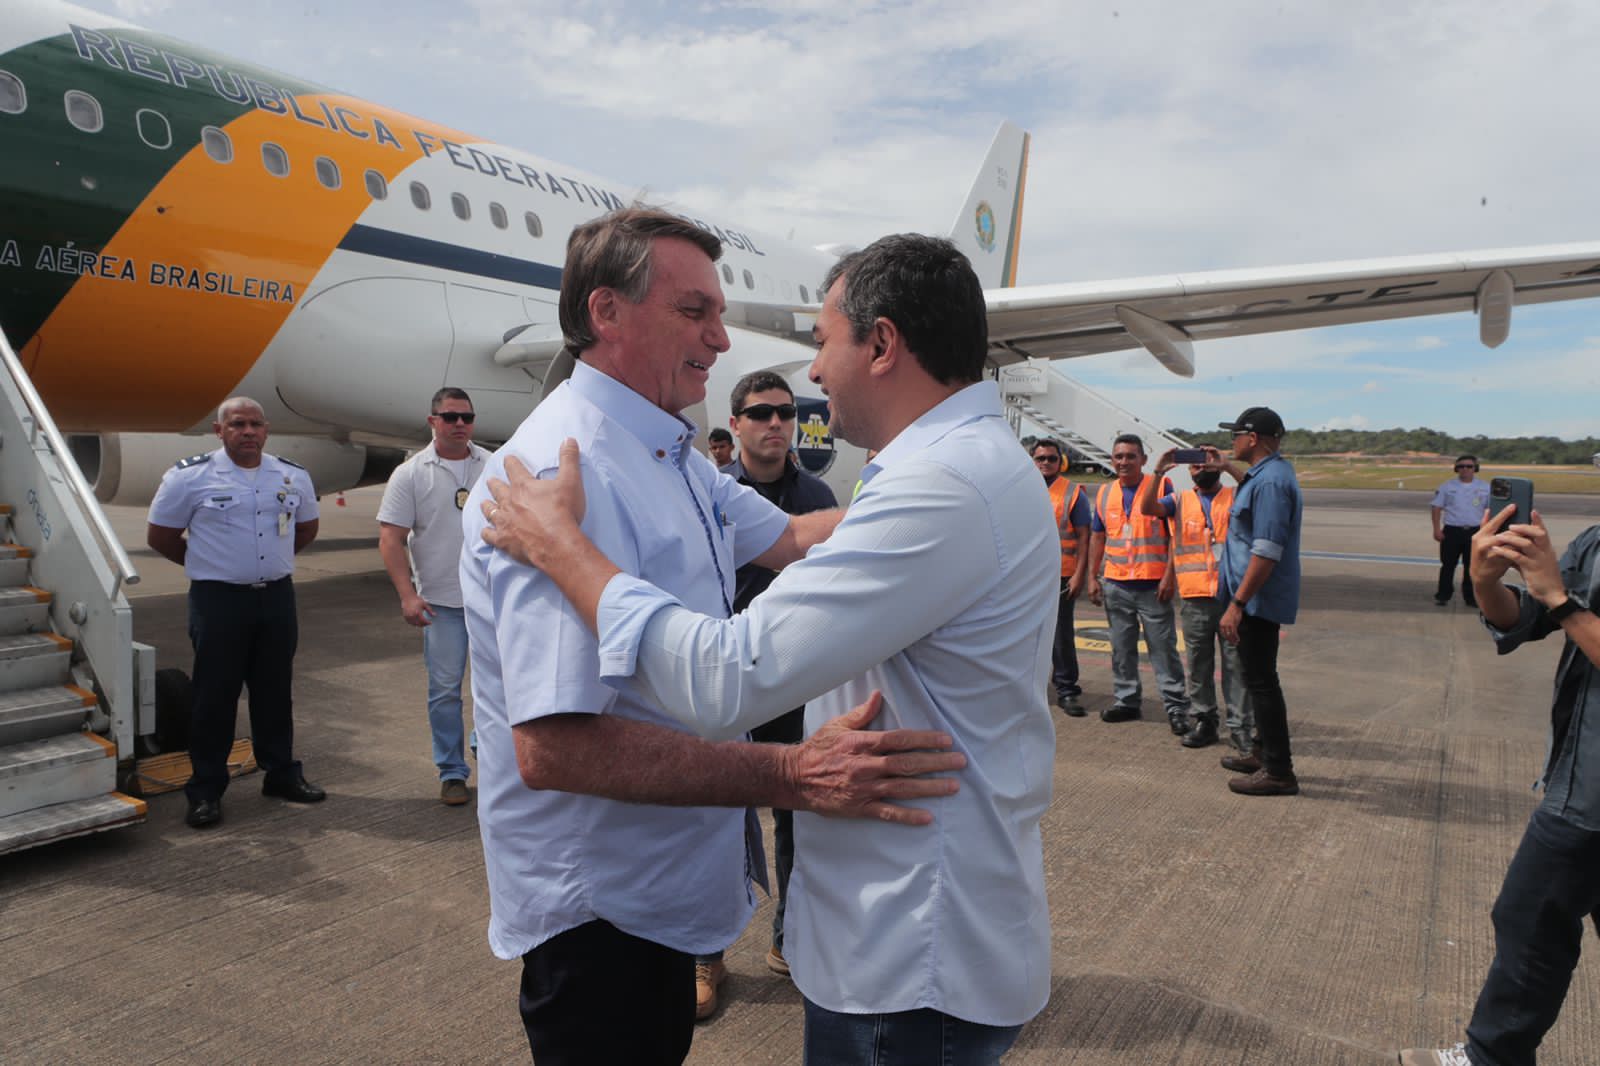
[[1192, 470, 1221, 490]]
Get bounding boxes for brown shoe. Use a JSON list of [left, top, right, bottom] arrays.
[[1228, 768, 1299, 796], [694, 960, 726, 1022], [1220, 750, 1262, 774], [440, 779, 470, 806], [765, 945, 790, 977]]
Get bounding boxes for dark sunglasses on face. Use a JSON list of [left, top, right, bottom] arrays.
[[1033, 454, 1061, 463], [433, 411, 476, 424], [736, 403, 797, 422], [1456, 464, 1476, 471]]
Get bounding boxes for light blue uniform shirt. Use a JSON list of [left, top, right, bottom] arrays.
[[1219, 450, 1301, 625], [596, 380, 1058, 1026], [147, 449, 317, 583], [460, 360, 790, 961], [1432, 477, 1489, 527]]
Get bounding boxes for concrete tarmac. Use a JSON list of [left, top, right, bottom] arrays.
[[2, 486, 1596, 1064]]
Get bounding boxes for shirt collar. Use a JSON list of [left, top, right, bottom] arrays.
[[419, 440, 487, 466], [858, 380, 1000, 488], [570, 360, 698, 465], [1243, 450, 1287, 480], [727, 455, 798, 488]]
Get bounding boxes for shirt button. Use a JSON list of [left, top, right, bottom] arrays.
[[656, 449, 666, 459]]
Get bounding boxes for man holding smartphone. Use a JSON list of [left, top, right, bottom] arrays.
[[1431, 455, 1488, 608], [1400, 503, 1600, 1066]]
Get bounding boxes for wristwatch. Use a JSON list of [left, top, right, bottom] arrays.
[[1547, 592, 1590, 624]]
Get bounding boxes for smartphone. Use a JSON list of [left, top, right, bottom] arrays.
[[1489, 476, 1534, 526], [1170, 448, 1209, 465]]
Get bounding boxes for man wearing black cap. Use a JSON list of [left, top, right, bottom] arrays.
[[1209, 406, 1302, 797]]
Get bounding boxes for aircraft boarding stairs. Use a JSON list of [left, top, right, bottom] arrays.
[[0, 324, 152, 856], [999, 361, 1194, 489]]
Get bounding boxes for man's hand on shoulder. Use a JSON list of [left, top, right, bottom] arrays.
[[779, 691, 966, 825]]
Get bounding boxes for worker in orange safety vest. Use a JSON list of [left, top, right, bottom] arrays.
[[1138, 449, 1254, 753], [1033, 439, 1091, 716], [1086, 434, 1191, 733]]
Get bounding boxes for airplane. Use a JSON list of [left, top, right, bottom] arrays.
[[4, 0, 1600, 508]]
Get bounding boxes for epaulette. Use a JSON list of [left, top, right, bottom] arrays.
[[273, 455, 306, 470], [174, 453, 211, 469]]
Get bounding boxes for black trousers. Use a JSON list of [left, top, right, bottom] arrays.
[[1438, 525, 1479, 605], [1236, 613, 1293, 777], [184, 578, 300, 803], [1051, 578, 1081, 699], [520, 920, 695, 1065]]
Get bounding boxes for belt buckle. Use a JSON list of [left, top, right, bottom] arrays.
[[249, 581, 268, 589]]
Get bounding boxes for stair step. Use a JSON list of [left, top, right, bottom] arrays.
[[0, 792, 146, 856], [0, 684, 97, 746], [0, 731, 117, 818], [0, 586, 50, 636], [0, 633, 73, 693], [0, 541, 33, 561]]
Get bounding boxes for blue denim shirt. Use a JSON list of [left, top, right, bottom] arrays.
[[1218, 451, 1301, 625], [1483, 523, 1600, 830]]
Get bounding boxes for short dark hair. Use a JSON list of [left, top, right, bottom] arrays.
[[1112, 433, 1146, 455], [431, 386, 471, 413], [1032, 437, 1064, 459], [820, 234, 987, 386], [708, 427, 733, 445], [731, 370, 793, 413], [560, 207, 722, 354], [1455, 454, 1479, 468]]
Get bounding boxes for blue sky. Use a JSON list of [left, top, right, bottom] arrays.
[[79, 0, 1600, 438]]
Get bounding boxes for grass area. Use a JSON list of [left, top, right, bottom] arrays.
[[1290, 456, 1600, 494]]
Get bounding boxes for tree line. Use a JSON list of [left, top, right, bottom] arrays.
[[1170, 428, 1600, 465]]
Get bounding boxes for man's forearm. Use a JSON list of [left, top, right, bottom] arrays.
[[1088, 533, 1106, 577], [1231, 553, 1277, 604], [1431, 506, 1443, 535], [1474, 576, 1520, 628], [750, 508, 845, 570], [377, 528, 416, 600]]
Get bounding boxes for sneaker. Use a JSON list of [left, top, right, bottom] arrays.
[[1220, 750, 1262, 773], [1100, 704, 1140, 723], [1228, 768, 1300, 796], [694, 960, 727, 1022], [765, 945, 790, 976], [1398, 1045, 1471, 1066], [440, 779, 470, 806]]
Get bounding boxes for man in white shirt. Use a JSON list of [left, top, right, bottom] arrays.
[[481, 233, 1058, 1064], [378, 387, 491, 805], [1431, 454, 1489, 607], [460, 210, 967, 1066]]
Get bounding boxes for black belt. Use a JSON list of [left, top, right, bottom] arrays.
[[195, 576, 291, 589], [1444, 524, 1480, 532]]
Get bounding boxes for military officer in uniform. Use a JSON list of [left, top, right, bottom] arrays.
[[147, 396, 325, 828]]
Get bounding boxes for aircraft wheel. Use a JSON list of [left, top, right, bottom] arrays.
[[153, 667, 192, 753]]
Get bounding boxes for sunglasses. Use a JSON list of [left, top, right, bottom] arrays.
[[1033, 454, 1061, 463], [1455, 464, 1477, 471], [432, 411, 476, 424], [736, 402, 797, 422]]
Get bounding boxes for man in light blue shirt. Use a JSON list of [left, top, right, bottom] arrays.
[[1431, 454, 1489, 607], [1212, 406, 1303, 798], [481, 234, 1059, 1065], [461, 210, 966, 1066]]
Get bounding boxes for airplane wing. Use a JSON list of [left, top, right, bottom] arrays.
[[985, 242, 1600, 376]]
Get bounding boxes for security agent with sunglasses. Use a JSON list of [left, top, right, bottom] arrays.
[[377, 387, 491, 806], [689, 371, 838, 1013], [1431, 454, 1488, 608], [146, 396, 323, 829]]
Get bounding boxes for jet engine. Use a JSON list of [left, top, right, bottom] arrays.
[[66, 433, 406, 507]]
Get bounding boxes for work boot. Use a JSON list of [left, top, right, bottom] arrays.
[[1220, 748, 1263, 774], [1182, 717, 1219, 748], [440, 779, 470, 806], [1058, 693, 1086, 718], [1228, 768, 1299, 796], [1167, 712, 1191, 737], [1100, 704, 1140, 723], [694, 959, 727, 1022], [1397, 1046, 1470, 1066]]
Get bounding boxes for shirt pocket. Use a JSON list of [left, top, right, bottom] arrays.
[[199, 495, 245, 527], [281, 492, 302, 516]]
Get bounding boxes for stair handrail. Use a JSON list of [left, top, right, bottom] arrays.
[[0, 327, 139, 597]]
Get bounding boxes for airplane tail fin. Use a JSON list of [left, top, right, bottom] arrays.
[[948, 122, 1031, 289]]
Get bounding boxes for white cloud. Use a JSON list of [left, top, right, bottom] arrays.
[[1360, 381, 1383, 394], [1316, 415, 1372, 431]]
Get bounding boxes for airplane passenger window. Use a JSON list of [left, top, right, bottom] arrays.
[[722, 264, 734, 285], [64, 90, 102, 133], [490, 202, 508, 229], [0, 72, 25, 115], [410, 181, 431, 210], [743, 269, 754, 290], [315, 156, 341, 190], [451, 192, 471, 221], [525, 212, 544, 238], [201, 125, 233, 163], [365, 169, 387, 200], [135, 108, 171, 149], [799, 284, 809, 303], [261, 142, 289, 177]]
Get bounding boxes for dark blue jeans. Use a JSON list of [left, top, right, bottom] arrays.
[[803, 999, 1021, 1066], [1051, 579, 1080, 699], [1465, 806, 1600, 1066]]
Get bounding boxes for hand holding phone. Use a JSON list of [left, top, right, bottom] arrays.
[[1170, 448, 1208, 465], [1489, 476, 1534, 526]]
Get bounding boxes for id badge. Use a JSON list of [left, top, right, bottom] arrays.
[[278, 512, 290, 537], [455, 488, 469, 510]]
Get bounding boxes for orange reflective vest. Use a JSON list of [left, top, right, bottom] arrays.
[[1172, 486, 1234, 599], [1096, 475, 1173, 582], [1047, 477, 1083, 578]]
